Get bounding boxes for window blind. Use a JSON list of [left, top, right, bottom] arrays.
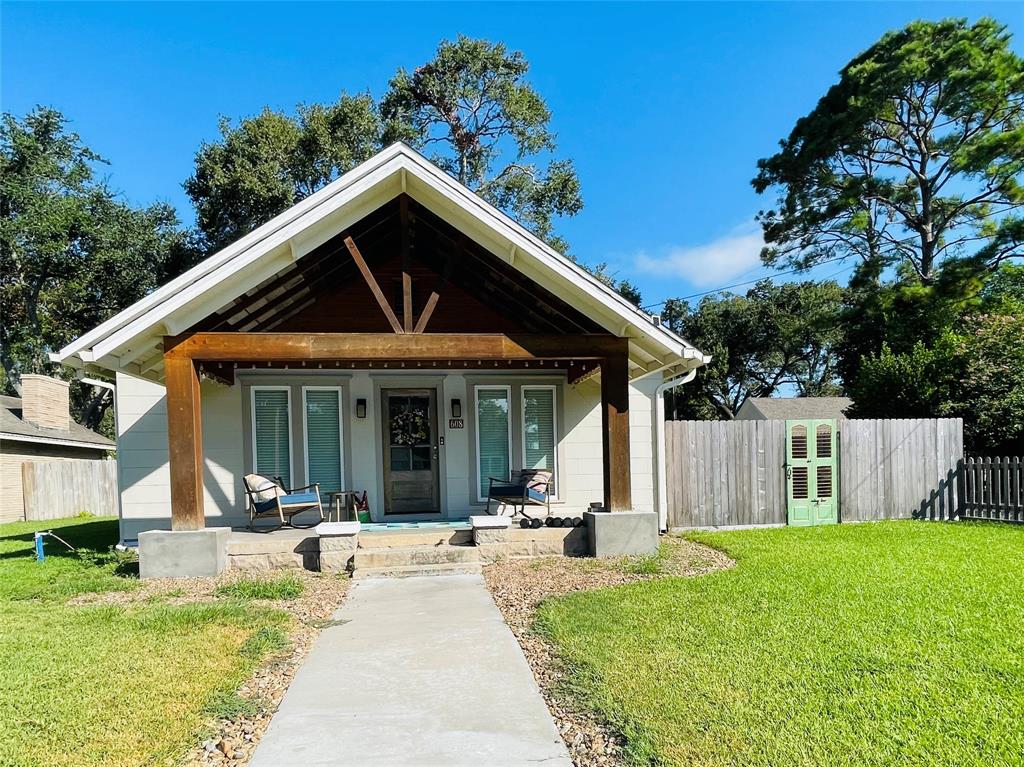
[[477, 388, 510, 498], [305, 389, 342, 494], [253, 389, 291, 487], [523, 387, 556, 493]]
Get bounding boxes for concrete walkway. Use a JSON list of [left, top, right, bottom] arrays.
[[249, 574, 572, 767]]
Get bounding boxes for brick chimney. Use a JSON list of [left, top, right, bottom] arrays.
[[20, 374, 71, 431]]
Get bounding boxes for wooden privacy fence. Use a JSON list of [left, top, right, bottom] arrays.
[[961, 457, 1023, 522], [21, 459, 118, 520], [665, 418, 963, 528]]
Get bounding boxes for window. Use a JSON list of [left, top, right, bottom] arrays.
[[522, 386, 557, 495], [475, 386, 511, 500], [251, 387, 292, 487], [303, 387, 343, 495]]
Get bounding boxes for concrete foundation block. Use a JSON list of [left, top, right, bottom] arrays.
[[585, 511, 659, 557], [318, 521, 359, 574], [139, 527, 230, 579]]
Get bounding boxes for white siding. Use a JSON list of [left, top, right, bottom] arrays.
[[116, 372, 244, 541], [115, 368, 663, 538], [628, 374, 660, 515]]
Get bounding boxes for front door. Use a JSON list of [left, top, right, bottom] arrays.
[[382, 389, 440, 515], [786, 419, 838, 526]]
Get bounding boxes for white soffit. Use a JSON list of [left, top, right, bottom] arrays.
[[54, 143, 708, 374]]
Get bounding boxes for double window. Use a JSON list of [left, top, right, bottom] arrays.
[[474, 384, 558, 501], [250, 385, 344, 493]]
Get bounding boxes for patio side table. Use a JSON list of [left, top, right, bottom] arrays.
[[327, 491, 365, 522]]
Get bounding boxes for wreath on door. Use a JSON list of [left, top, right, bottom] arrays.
[[391, 406, 429, 445]]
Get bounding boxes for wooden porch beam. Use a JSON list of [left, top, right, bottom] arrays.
[[343, 236, 404, 334], [600, 349, 632, 511], [165, 332, 629, 363], [164, 355, 205, 530]]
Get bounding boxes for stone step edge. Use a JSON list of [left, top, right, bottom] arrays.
[[351, 562, 484, 579]]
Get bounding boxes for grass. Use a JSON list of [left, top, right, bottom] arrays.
[[216, 573, 305, 601], [0, 517, 292, 767], [538, 521, 1024, 767]]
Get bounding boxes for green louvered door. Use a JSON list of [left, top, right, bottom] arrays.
[[786, 419, 838, 526]]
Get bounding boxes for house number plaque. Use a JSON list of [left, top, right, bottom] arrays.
[[448, 418, 465, 429]]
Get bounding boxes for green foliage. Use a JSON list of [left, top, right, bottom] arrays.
[[0, 517, 137, 602], [539, 522, 1024, 767], [381, 35, 582, 250], [848, 288, 1024, 453], [589, 262, 642, 305], [203, 690, 263, 720], [215, 574, 305, 601], [754, 17, 1024, 285], [0, 107, 194, 430], [0, 516, 294, 767], [239, 625, 291, 659], [662, 280, 845, 418], [185, 95, 381, 252]]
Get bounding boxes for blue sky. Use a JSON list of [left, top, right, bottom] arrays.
[[3, 1, 1020, 310]]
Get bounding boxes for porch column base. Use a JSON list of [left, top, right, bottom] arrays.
[[471, 515, 511, 563], [585, 510, 658, 557], [317, 521, 360, 573], [139, 527, 230, 579]]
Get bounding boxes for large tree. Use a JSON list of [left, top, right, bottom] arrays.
[[381, 36, 583, 252], [847, 263, 1024, 453], [753, 18, 1023, 289], [661, 280, 846, 420], [185, 94, 382, 252], [0, 107, 185, 429]]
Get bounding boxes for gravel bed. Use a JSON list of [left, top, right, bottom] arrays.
[[73, 569, 349, 767], [484, 536, 733, 767]]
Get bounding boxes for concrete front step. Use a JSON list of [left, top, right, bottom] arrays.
[[352, 561, 484, 579], [357, 529, 473, 548], [353, 544, 481, 570]]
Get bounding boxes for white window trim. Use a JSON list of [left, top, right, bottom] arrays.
[[521, 384, 558, 499], [301, 386, 345, 493], [474, 384, 513, 503], [250, 385, 294, 487]]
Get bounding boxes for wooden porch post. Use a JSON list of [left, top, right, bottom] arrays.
[[164, 355, 205, 530], [600, 347, 632, 511]]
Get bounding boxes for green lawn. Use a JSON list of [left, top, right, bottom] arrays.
[[0, 517, 290, 767], [539, 521, 1024, 767]]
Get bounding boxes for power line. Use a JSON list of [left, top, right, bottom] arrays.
[[641, 256, 849, 311]]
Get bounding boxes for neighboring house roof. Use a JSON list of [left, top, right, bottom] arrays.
[[737, 396, 853, 421], [52, 143, 709, 382], [0, 395, 114, 451]]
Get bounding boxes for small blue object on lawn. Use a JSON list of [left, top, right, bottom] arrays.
[[34, 531, 45, 562]]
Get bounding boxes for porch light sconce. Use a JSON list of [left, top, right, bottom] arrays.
[[355, 398, 367, 419], [450, 398, 462, 418]]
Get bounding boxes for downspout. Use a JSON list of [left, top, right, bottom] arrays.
[[655, 367, 698, 532]]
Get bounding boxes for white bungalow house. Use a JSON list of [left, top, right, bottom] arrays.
[[53, 144, 707, 576]]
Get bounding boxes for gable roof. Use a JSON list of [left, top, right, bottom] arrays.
[[0, 395, 114, 451], [52, 143, 708, 381], [739, 396, 852, 421]]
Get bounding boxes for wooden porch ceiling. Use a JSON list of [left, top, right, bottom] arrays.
[[135, 195, 620, 379]]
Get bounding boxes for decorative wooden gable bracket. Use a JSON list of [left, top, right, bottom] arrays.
[[343, 196, 461, 335], [343, 235, 404, 334]]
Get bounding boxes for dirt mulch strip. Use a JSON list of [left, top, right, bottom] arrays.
[[484, 536, 733, 767], [73, 569, 349, 767]]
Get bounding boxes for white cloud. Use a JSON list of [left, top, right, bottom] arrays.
[[633, 226, 765, 288]]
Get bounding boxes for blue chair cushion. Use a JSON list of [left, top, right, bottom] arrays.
[[279, 492, 320, 507], [252, 497, 279, 515], [253, 492, 319, 516], [489, 485, 547, 504]]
